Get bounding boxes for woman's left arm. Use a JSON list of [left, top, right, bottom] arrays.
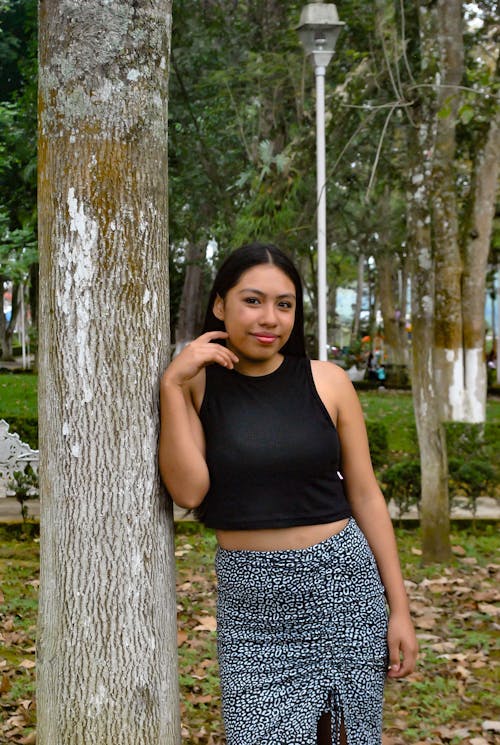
[[316, 363, 418, 678]]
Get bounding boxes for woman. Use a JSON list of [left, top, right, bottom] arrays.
[[159, 243, 417, 745]]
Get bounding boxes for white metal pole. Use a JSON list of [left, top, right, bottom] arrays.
[[315, 65, 328, 361]]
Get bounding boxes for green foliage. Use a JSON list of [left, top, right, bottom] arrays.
[[7, 465, 38, 521], [448, 458, 497, 518], [0, 0, 38, 283], [445, 422, 499, 519], [445, 422, 499, 474], [381, 460, 421, 521], [1, 415, 38, 447], [365, 419, 388, 468]]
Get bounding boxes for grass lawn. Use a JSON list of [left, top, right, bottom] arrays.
[[0, 523, 498, 744], [0, 374, 37, 419]]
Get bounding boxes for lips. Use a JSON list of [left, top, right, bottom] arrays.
[[251, 333, 279, 344]]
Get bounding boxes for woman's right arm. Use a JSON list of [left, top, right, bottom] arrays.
[[158, 332, 238, 509]]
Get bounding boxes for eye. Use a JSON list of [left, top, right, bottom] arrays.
[[243, 296, 260, 305], [278, 301, 294, 309]]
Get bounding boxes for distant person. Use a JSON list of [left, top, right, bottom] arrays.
[[159, 243, 417, 745], [368, 351, 378, 381]]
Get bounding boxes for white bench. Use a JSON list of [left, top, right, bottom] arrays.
[[0, 419, 39, 497]]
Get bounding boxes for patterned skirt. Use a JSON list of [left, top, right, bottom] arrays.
[[215, 518, 388, 745]]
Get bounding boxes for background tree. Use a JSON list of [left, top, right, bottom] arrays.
[[37, 1, 180, 743], [0, 0, 37, 359]]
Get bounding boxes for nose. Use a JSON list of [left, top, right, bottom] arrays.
[[259, 302, 278, 327]]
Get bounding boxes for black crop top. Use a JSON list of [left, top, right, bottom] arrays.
[[197, 355, 352, 530]]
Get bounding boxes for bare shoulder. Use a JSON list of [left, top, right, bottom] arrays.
[[310, 359, 353, 392], [310, 359, 349, 379], [310, 360, 357, 423]]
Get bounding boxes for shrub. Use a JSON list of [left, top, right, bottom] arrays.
[[381, 460, 421, 523], [448, 458, 498, 519], [7, 466, 39, 522], [1, 417, 38, 449], [366, 420, 389, 469]]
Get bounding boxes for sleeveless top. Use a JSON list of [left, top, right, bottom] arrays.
[[197, 355, 352, 530]]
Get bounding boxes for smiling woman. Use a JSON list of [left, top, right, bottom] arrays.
[[210, 264, 296, 374], [159, 242, 418, 745]]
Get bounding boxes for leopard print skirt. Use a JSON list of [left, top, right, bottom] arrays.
[[215, 518, 389, 745]]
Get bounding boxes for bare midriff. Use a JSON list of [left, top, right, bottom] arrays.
[[216, 517, 350, 551]]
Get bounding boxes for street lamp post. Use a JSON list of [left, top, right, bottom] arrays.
[[297, 3, 344, 361]]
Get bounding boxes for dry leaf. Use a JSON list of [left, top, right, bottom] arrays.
[[18, 659, 36, 670], [415, 616, 436, 630], [451, 545, 466, 556], [434, 724, 455, 738], [177, 630, 188, 646], [193, 616, 217, 632], [477, 603, 500, 617], [19, 733, 37, 744], [482, 721, 500, 732], [473, 590, 499, 602]]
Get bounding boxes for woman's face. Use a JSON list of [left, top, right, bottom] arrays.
[[213, 264, 296, 365]]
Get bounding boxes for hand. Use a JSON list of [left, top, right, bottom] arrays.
[[161, 331, 239, 387], [387, 610, 418, 678]]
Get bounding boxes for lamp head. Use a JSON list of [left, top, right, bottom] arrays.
[[297, 3, 344, 69]]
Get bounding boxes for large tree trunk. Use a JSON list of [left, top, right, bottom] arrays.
[[377, 252, 408, 366], [408, 135, 451, 562], [432, 0, 466, 422], [175, 240, 205, 354], [37, 2, 180, 744], [0, 277, 21, 360], [461, 108, 500, 419], [29, 261, 39, 371], [408, 1, 450, 561]]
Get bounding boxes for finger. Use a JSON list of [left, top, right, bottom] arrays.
[[212, 349, 237, 369], [388, 645, 417, 679], [387, 640, 401, 677], [202, 343, 238, 365], [200, 330, 230, 341]]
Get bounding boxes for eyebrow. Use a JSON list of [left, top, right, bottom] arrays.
[[238, 288, 296, 299]]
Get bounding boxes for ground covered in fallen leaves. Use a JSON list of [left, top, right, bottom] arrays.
[[0, 522, 498, 744]]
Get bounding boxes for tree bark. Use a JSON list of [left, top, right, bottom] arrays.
[[0, 277, 21, 360], [432, 0, 465, 422], [175, 240, 205, 353], [37, 2, 179, 743], [407, 1, 450, 561], [377, 253, 408, 366], [461, 108, 500, 420], [407, 130, 451, 561]]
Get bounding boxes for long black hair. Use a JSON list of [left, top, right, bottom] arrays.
[[203, 242, 306, 357]]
